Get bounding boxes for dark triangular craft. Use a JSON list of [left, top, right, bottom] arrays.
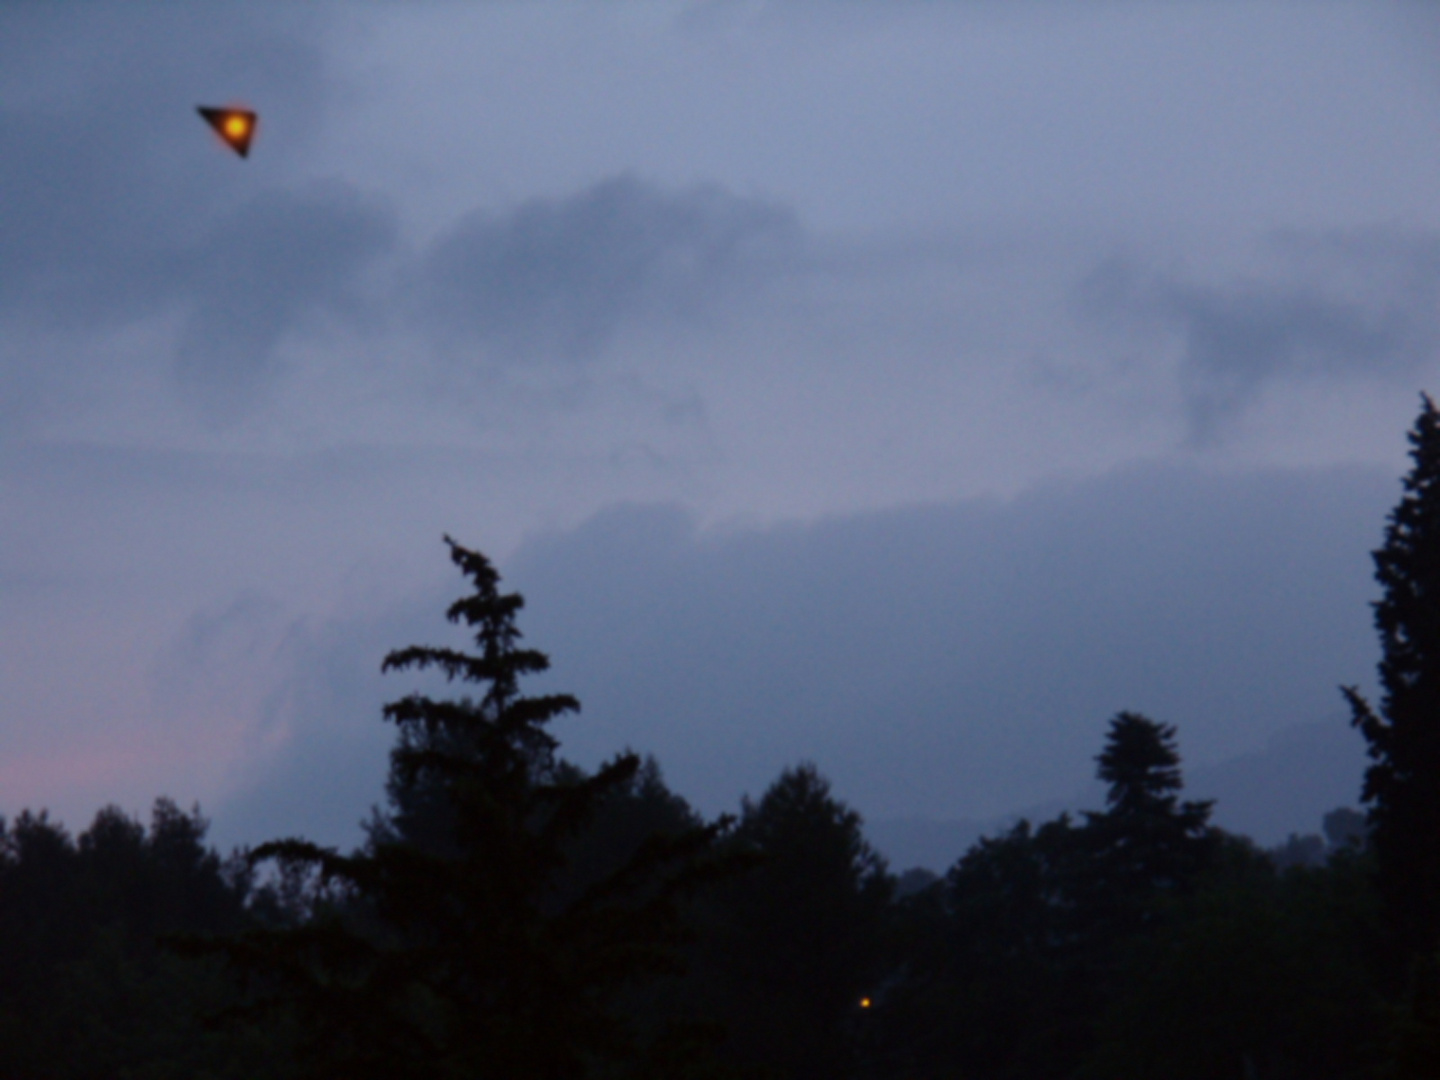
[[197, 105, 257, 158]]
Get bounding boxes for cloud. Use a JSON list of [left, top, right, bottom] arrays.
[[0, 5, 402, 422], [209, 587, 462, 851], [3, 13, 797, 421], [172, 182, 397, 417], [1081, 229, 1440, 441], [496, 462, 1390, 823], [201, 461, 1392, 849], [1167, 284, 1407, 439], [0, 5, 330, 326], [411, 174, 803, 363]]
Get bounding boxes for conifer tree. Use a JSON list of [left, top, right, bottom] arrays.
[[1345, 392, 1440, 962], [218, 537, 732, 1080], [1083, 712, 1216, 908]]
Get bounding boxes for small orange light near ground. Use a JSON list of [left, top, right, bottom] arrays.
[[859, 997, 872, 1009]]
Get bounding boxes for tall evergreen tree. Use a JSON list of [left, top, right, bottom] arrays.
[[894, 713, 1216, 1080], [1082, 711, 1217, 917], [1345, 392, 1440, 961], [216, 537, 732, 1079]]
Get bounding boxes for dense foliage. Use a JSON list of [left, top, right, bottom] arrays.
[[1346, 393, 1440, 958], [1345, 392, 1440, 1072], [0, 800, 296, 1079], [6, 398, 1440, 1078], [204, 538, 738, 1080]]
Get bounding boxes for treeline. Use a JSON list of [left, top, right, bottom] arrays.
[[0, 723, 1397, 1079], [4, 398, 1440, 1079]]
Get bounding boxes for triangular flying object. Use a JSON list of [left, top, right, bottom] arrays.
[[197, 105, 257, 158]]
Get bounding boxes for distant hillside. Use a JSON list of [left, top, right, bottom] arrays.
[[869, 716, 1367, 873]]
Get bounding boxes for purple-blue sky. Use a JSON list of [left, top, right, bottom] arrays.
[[3, 2, 1439, 858]]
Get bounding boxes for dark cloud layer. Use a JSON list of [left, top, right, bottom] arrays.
[[413, 175, 802, 362], [1171, 286, 1402, 434], [213, 607, 411, 849], [3, 13, 796, 418], [0, 6, 329, 324], [211, 462, 1394, 848], [211, 584, 492, 850], [173, 182, 396, 415], [1082, 232, 1440, 439], [0, 6, 400, 419], [508, 464, 1390, 823]]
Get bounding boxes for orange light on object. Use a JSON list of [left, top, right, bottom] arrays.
[[197, 105, 257, 158]]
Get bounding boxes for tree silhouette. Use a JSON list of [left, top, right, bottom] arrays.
[[685, 764, 891, 1080], [1087, 836, 1389, 1080], [891, 713, 1218, 1080], [939, 814, 1085, 1079], [0, 802, 285, 1080], [217, 537, 732, 1079], [1344, 392, 1440, 963], [1082, 711, 1217, 918]]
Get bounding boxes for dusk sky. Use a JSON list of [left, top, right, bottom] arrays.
[[4, 2, 1440, 861]]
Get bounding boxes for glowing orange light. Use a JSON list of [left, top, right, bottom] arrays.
[[197, 105, 257, 159], [859, 997, 872, 1009]]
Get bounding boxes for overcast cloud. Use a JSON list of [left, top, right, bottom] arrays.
[[1081, 228, 1440, 440], [412, 175, 802, 363], [3, 2, 1438, 858]]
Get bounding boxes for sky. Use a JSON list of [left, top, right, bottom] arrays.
[[4, 1, 1440, 859]]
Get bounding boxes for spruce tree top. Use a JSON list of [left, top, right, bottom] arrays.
[[1085, 711, 1215, 904], [372, 536, 585, 862], [1096, 711, 1186, 817], [382, 535, 579, 756], [213, 537, 733, 1079]]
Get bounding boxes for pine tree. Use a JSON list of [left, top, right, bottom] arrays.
[[1084, 712, 1216, 907], [898, 715, 1217, 1080], [216, 537, 732, 1079], [1344, 393, 1440, 962]]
